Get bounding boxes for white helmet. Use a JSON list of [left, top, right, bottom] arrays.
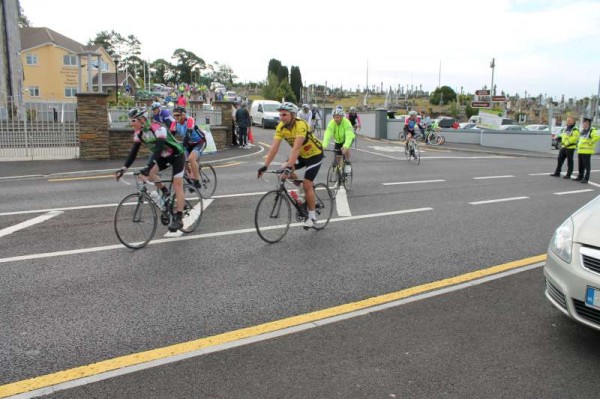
[[332, 107, 345, 116], [277, 102, 298, 114], [409, 110, 418, 116], [151, 102, 161, 110]]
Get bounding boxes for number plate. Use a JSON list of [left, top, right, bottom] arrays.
[[585, 286, 600, 309]]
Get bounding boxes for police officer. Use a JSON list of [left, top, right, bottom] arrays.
[[574, 115, 599, 184], [550, 116, 579, 179]]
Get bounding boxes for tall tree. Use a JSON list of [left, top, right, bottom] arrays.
[[150, 59, 175, 84], [17, 1, 30, 27], [268, 59, 282, 81], [88, 31, 142, 74], [171, 48, 206, 83], [290, 66, 302, 103], [429, 86, 457, 106], [277, 65, 289, 85]]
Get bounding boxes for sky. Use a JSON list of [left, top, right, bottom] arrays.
[[19, 0, 600, 100]]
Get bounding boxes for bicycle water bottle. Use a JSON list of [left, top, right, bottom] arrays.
[[290, 190, 302, 205], [149, 191, 161, 207]]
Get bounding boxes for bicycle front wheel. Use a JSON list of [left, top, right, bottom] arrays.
[[343, 167, 353, 191], [326, 163, 340, 197], [255, 190, 291, 243], [179, 184, 203, 233], [398, 131, 406, 142], [414, 143, 421, 165], [313, 183, 333, 230], [114, 193, 157, 249], [198, 163, 217, 198], [405, 142, 410, 160], [314, 125, 322, 139]]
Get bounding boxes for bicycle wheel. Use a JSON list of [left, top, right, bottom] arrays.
[[314, 124, 322, 139], [255, 190, 291, 243], [414, 143, 421, 165], [439, 135, 446, 145], [313, 183, 333, 230], [114, 193, 157, 249], [398, 131, 406, 142], [198, 163, 217, 198], [405, 142, 410, 160], [177, 184, 203, 233], [326, 163, 340, 197], [343, 166, 353, 191]]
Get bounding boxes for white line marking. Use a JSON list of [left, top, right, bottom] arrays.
[[421, 156, 514, 160], [212, 191, 267, 199], [469, 196, 529, 205], [554, 189, 594, 195], [0, 204, 117, 217], [335, 187, 352, 217], [588, 181, 600, 188], [164, 199, 213, 238], [528, 172, 553, 176], [9, 261, 543, 399], [382, 179, 445, 186], [0, 208, 432, 264], [0, 211, 63, 238], [473, 175, 515, 180]]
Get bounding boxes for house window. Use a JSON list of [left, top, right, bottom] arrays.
[[100, 60, 109, 71], [26, 54, 38, 65], [28, 86, 40, 97], [63, 54, 77, 66], [65, 87, 77, 97]]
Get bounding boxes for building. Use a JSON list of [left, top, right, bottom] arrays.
[[19, 27, 135, 102]]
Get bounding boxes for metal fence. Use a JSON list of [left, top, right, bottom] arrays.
[[0, 98, 79, 160], [108, 103, 222, 128]]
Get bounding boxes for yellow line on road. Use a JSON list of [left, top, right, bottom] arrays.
[[259, 142, 271, 148], [48, 175, 114, 182], [0, 254, 546, 398]]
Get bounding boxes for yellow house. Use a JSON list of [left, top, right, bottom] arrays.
[[19, 27, 130, 102]]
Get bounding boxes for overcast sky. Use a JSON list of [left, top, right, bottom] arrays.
[[20, 0, 600, 99]]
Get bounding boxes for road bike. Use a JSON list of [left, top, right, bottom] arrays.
[[255, 169, 333, 243], [325, 149, 352, 197], [114, 172, 203, 249], [312, 119, 323, 139], [424, 126, 445, 146], [184, 160, 217, 198], [404, 136, 421, 164]]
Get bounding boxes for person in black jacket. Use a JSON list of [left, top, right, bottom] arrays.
[[235, 101, 252, 148]]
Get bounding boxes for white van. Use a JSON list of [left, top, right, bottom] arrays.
[[250, 100, 281, 129]]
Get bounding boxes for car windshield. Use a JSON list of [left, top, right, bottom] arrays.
[[263, 104, 280, 112]]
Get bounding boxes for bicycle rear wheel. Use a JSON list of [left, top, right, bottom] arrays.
[[198, 163, 217, 198], [178, 184, 203, 233], [326, 163, 341, 198], [398, 131, 406, 142], [313, 183, 333, 230], [314, 124, 322, 139], [114, 193, 157, 249], [255, 190, 291, 243], [414, 143, 421, 165]]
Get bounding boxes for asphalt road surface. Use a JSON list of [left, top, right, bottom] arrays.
[[1, 127, 599, 398]]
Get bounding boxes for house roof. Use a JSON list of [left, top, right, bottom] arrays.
[[92, 72, 138, 87], [20, 27, 99, 54]]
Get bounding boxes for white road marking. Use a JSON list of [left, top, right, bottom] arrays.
[[554, 189, 594, 195], [588, 181, 600, 188], [473, 175, 515, 180], [383, 179, 445, 186], [335, 187, 352, 217], [469, 196, 529, 205], [0, 211, 63, 238], [0, 208, 432, 264], [528, 172, 554, 176], [422, 156, 514, 159], [164, 199, 213, 238]]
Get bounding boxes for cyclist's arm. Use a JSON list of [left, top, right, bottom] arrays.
[[322, 120, 335, 148], [356, 114, 362, 128], [287, 135, 304, 167], [123, 141, 141, 169], [263, 138, 282, 168], [342, 121, 356, 149]]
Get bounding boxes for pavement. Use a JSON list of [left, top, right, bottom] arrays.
[[1, 138, 598, 179]]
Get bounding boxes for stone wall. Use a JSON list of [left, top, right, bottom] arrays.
[[211, 101, 235, 146], [109, 128, 150, 160], [76, 93, 110, 159]]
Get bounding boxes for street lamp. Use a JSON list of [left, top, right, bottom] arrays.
[[112, 54, 121, 103]]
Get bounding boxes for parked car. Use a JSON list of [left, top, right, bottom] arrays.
[[551, 126, 564, 149], [435, 117, 455, 128], [225, 91, 237, 102], [526, 124, 550, 131], [544, 194, 600, 332], [250, 100, 281, 128], [499, 125, 527, 131]]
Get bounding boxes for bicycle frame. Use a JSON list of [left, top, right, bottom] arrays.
[[266, 171, 309, 221]]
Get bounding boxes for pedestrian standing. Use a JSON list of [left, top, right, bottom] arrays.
[[550, 116, 579, 179], [574, 115, 599, 184], [235, 101, 252, 148]]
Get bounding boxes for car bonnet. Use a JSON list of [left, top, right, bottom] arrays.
[[571, 195, 600, 247]]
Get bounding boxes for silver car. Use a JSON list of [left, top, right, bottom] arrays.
[[544, 195, 600, 331]]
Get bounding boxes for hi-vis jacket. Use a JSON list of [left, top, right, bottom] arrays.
[[577, 127, 599, 155]]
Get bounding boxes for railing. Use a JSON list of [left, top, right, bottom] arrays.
[[108, 103, 222, 128]]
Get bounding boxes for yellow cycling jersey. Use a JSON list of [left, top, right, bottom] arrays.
[[274, 118, 323, 159]]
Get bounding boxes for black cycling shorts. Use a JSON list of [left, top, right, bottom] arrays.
[[155, 154, 185, 178], [294, 153, 324, 182], [333, 141, 353, 154]]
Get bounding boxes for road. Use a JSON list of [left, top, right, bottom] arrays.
[[1, 127, 599, 398]]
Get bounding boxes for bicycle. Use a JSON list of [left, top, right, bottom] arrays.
[[325, 149, 352, 197], [424, 126, 445, 146], [183, 160, 217, 198], [114, 172, 203, 249], [312, 119, 323, 139], [255, 169, 333, 243], [404, 135, 420, 164]]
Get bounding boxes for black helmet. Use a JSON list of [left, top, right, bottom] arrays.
[[128, 107, 147, 119], [583, 114, 593, 122], [174, 106, 187, 114]]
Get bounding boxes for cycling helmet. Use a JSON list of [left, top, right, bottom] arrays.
[[302, 103, 309, 111], [311, 104, 318, 108], [349, 106, 357, 113], [277, 102, 298, 114], [241, 101, 247, 107], [173, 106, 186, 114], [332, 107, 345, 116], [150, 102, 161, 110], [409, 110, 418, 116], [128, 107, 147, 119]]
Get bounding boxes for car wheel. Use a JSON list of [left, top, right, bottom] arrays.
[[261, 119, 266, 129]]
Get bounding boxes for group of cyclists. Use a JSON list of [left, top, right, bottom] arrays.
[[116, 100, 362, 232]]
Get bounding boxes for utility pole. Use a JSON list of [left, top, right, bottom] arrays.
[[490, 58, 496, 95]]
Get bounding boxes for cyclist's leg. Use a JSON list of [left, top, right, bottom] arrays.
[[302, 154, 324, 218], [171, 156, 186, 214], [187, 146, 201, 185]]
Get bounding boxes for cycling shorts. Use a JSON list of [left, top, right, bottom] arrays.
[[185, 142, 206, 158], [294, 153, 324, 182], [155, 153, 185, 178], [334, 141, 353, 154]]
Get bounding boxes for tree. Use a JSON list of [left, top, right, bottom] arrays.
[[171, 48, 206, 83], [430, 86, 457, 106], [448, 101, 460, 118], [150, 59, 175, 84], [290, 66, 302, 103], [268, 59, 282, 80], [17, 1, 30, 27], [465, 103, 478, 119], [261, 73, 296, 103], [277, 65, 289, 85], [88, 31, 141, 75]]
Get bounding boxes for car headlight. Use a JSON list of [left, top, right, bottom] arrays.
[[550, 218, 574, 263]]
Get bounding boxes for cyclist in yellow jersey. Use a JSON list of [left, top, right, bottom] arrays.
[[258, 102, 324, 228]]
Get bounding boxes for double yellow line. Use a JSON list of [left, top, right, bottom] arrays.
[[0, 254, 546, 398]]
